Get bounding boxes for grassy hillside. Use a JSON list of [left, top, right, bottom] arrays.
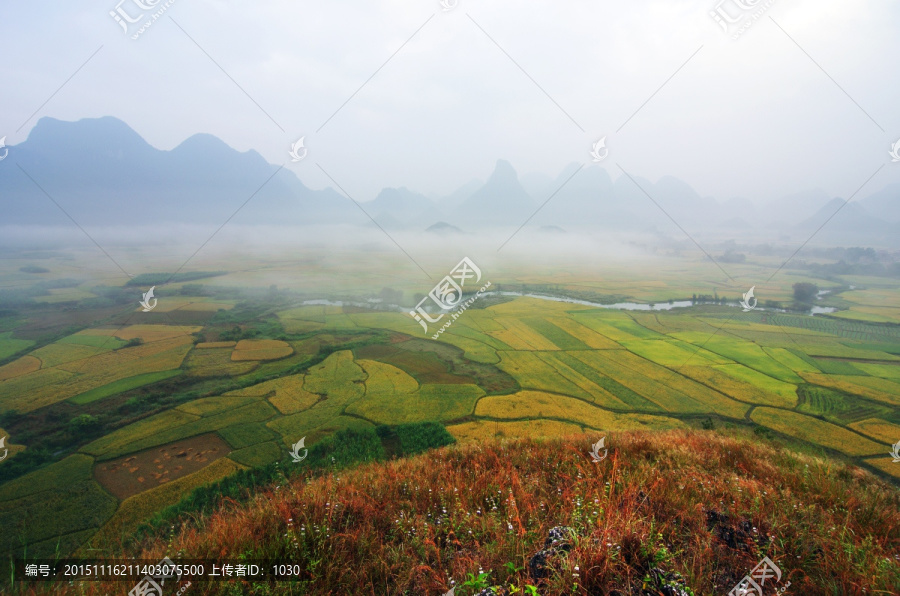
[[21, 429, 899, 595]]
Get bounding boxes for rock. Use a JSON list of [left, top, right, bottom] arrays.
[[645, 567, 691, 596], [528, 526, 577, 581], [474, 587, 510, 596]]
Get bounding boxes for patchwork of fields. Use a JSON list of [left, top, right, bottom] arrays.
[[1, 289, 899, 559]]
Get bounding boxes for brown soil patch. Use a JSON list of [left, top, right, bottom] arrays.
[[93, 433, 231, 499]]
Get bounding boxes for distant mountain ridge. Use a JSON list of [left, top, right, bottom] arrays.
[[1, 117, 897, 245]]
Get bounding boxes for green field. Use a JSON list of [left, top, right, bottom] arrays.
[[68, 370, 183, 405], [0, 331, 34, 360]]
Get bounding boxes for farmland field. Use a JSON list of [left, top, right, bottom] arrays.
[[1, 250, 899, 563]]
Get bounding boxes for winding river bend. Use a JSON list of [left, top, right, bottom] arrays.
[[302, 291, 837, 315]]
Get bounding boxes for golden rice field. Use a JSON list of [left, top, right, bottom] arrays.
[[230, 339, 294, 361], [0, 355, 40, 381]]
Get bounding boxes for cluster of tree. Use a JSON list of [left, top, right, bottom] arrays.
[[718, 250, 746, 263], [807, 260, 900, 278], [0, 278, 84, 309], [378, 287, 403, 305], [792, 282, 819, 303], [692, 293, 729, 305]]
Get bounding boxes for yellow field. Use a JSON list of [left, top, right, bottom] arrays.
[[80, 410, 201, 457], [263, 378, 319, 415], [800, 373, 900, 407], [177, 395, 262, 416], [184, 347, 258, 377], [2, 336, 197, 413], [448, 419, 585, 442], [31, 343, 106, 368], [852, 363, 900, 380], [570, 313, 642, 343], [576, 350, 749, 417], [862, 457, 900, 480], [303, 350, 366, 397], [359, 359, 419, 396], [231, 339, 293, 361], [433, 332, 501, 363], [0, 368, 73, 413], [489, 318, 560, 351], [496, 351, 594, 400], [535, 352, 630, 408], [712, 364, 798, 407], [679, 365, 784, 408], [475, 391, 687, 432], [763, 347, 821, 373], [544, 315, 621, 349], [848, 418, 900, 444], [195, 341, 236, 349], [346, 383, 484, 425], [751, 408, 886, 456], [619, 339, 728, 367], [0, 355, 41, 381]]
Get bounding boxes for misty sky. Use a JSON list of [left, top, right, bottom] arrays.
[[2, 0, 899, 204]]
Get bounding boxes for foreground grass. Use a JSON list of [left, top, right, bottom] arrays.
[[18, 430, 900, 595]]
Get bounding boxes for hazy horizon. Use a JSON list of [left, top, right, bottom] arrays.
[[2, 0, 899, 205]]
